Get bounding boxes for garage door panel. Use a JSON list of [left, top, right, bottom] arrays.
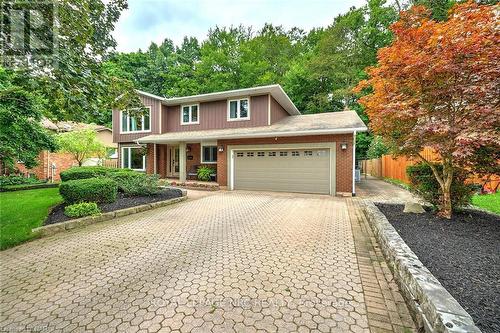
[[233, 149, 331, 194]]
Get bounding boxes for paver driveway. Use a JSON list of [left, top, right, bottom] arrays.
[[0, 191, 415, 332]]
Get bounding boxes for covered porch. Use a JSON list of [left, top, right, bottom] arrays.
[[150, 142, 219, 183]]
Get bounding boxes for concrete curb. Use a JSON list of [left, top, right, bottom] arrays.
[[362, 200, 481, 333], [33, 193, 188, 237]]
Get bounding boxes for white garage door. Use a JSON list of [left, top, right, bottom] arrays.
[[233, 148, 331, 194]]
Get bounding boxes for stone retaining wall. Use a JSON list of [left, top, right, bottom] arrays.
[[362, 200, 481, 333]]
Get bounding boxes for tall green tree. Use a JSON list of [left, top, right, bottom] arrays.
[[0, 68, 57, 169], [4, 0, 136, 124]]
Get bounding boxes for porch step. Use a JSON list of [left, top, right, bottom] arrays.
[[169, 181, 220, 191]]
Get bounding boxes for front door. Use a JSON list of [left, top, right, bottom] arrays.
[[167, 146, 180, 177]]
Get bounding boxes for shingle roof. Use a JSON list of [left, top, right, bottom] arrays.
[[137, 111, 367, 144], [41, 118, 110, 132]]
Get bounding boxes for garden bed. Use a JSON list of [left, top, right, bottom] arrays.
[[376, 203, 500, 333], [45, 188, 183, 225]]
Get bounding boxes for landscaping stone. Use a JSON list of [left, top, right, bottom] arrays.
[[362, 201, 481, 333], [379, 203, 499, 333], [33, 195, 187, 237], [403, 202, 425, 214]]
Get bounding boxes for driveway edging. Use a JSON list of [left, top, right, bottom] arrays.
[[33, 195, 188, 237], [362, 200, 481, 333]]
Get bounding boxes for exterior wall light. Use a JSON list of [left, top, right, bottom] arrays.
[[218, 145, 224, 152], [340, 143, 348, 150]]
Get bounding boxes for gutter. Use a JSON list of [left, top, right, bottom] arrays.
[[135, 127, 368, 144]]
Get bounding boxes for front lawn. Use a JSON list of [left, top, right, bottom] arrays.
[[0, 188, 62, 250], [472, 192, 500, 214]]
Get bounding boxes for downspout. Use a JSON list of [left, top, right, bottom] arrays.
[[352, 131, 356, 196]]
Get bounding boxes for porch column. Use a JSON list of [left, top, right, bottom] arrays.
[[179, 142, 187, 182]]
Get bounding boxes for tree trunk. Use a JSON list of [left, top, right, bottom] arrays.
[[437, 165, 453, 219]]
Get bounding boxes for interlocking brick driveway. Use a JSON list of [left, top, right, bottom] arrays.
[[0, 191, 415, 332]]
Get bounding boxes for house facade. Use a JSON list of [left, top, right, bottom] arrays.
[[112, 85, 367, 196]]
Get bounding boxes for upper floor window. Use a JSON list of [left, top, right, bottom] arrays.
[[121, 107, 151, 133], [228, 98, 249, 121], [181, 104, 199, 125]]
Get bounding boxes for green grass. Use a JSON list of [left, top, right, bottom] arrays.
[[384, 177, 412, 190], [0, 187, 62, 250], [471, 192, 500, 214]]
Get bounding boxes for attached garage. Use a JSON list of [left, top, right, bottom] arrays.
[[229, 143, 336, 195]]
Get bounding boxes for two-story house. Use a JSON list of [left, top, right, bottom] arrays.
[[112, 84, 367, 196]]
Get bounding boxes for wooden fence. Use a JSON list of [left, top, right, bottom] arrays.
[[102, 159, 118, 168], [361, 147, 499, 192]]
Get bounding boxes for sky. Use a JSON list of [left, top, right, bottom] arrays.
[[112, 0, 366, 53]]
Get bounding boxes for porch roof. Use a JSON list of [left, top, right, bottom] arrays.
[[136, 111, 367, 144]]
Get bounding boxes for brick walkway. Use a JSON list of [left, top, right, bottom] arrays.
[[0, 191, 415, 332]]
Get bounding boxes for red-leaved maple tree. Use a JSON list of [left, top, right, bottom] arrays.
[[355, 1, 500, 218]]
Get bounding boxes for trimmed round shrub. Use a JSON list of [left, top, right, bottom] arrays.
[[64, 202, 101, 218], [60, 166, 133, 181], [407, 163, 474, 210], [59, 178, 118, 204]]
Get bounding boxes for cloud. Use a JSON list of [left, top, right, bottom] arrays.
[[113, 0, 366, 52]]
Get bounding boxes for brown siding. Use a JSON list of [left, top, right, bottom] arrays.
[[113, 95, 162, 143], [165, 95, 268, 132], [216, 134, 354, 194], [270, 96, 289, 124]]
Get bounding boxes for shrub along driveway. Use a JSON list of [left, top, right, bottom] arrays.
[[0, 191, 415, 332]]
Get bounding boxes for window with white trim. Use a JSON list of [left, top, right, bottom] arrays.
[[121, 147, 146, 171], [268, 152, 276, 157], [181, 104, 199, 125], [202, 146, 217, 163], [121, 108, 151, 133], [228, 98, 249, 120]]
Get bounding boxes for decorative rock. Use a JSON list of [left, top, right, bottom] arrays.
[[403, 202, 426, 214]]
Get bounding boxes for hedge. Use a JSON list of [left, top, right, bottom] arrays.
[[59, 166, 133, 181], [107, 172, 159, 196], [59, 178, 118, 204], [0, 175, 42, 187]]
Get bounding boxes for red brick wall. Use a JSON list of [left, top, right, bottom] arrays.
[[17, 150, 79, 181], [216, 134, 354, 193], [146, 143, 155, 174], [157, 144, 167, 178]]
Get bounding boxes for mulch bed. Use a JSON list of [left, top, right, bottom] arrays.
[[45, 188, 183, 225], [376, 203, 500, 333]]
